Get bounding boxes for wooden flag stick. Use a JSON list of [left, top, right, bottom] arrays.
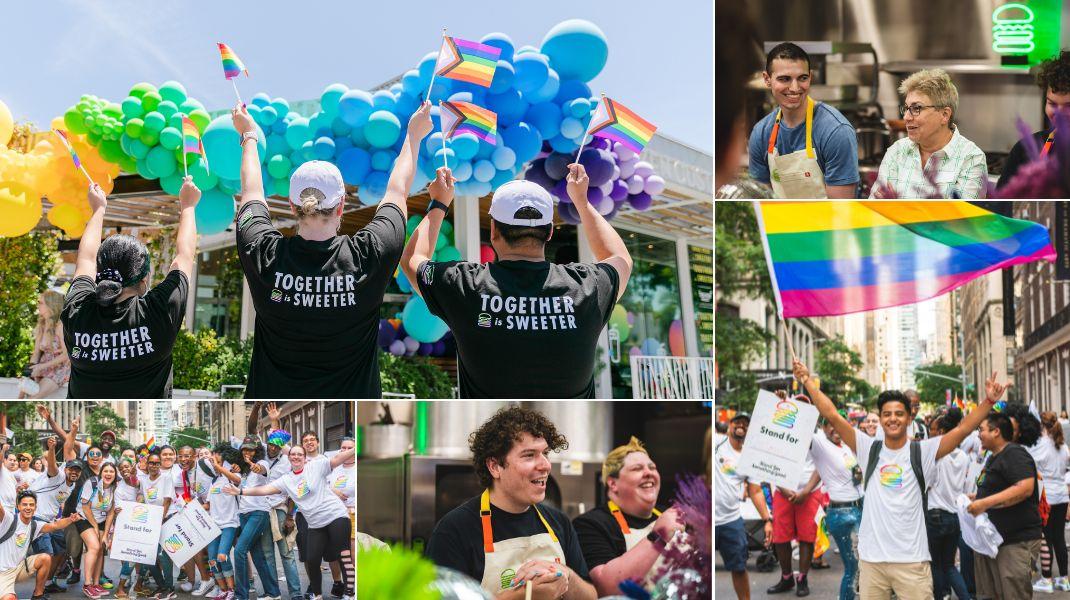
[[424, 28, 447, 102]]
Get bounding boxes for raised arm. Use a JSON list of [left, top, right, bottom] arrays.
[[566, 164, 632, 300], [380, 101, 432, 220], [222, 482, 282, 497], [329, 448, 355, 470], [63, 420, 79, 464], [37, 405, 68, 439], [938, 371, 1008, 460], [232, 103, 265, 209], [44, 436, 59, 477], [793, 359, 857, 453], [401, 167, 455, 297], [74, 183, 108, 279], [170, 177, 200, 279]]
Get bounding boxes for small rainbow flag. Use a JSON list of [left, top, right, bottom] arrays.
[[755, 201, 1058, 318], [587, 96, 657, 155], [52, 129, 82, 169], [218, 43, 248, 80], [181, 116, 201, 155], [435, 36, 501, 88], [439, 100, 497, 145]]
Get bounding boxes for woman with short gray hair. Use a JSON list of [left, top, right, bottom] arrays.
[[872, 69, 987, 198]]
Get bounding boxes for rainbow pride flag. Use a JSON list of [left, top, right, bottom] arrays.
[[587, 96, 657, 154], [439, 100, 497, 145], [181, 116, 201, 155], [218, 43, 248, 79], [52, 129, 82, 168], [755, 201, 1058, 318], [435, 36, 501, 88]]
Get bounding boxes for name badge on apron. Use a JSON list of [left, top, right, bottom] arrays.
[[767, 97, 828, 199], [478, 489, 567, 594]]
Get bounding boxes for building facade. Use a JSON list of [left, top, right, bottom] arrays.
[[252, 401, 354, 452], [959, 270, 1012, 403]]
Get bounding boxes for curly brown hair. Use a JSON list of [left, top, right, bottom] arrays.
[[468, 406, 568, 489], [1037, 50, 1070, 94]]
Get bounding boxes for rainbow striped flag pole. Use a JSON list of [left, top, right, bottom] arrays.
[[52, 129, 94, 185], [218, 43, 249, 106], [181, 115, 202, 178], [427, 31, 501, 102]]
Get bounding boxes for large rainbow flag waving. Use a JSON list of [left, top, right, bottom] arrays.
[[755, 201, 1058, 318]]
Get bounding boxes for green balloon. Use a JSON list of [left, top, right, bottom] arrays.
[[125, 118, 144, 138], [188, 109, 211, 132], [141, 91, 162, 112], [64, 109, 87, 135], [435, 231, 448, 251], [99, 139, 124, 164], [157, 100, 178, 120], [139, 129, 159, 147], [118, 154, 137, 174], [142, 112, 166, 134], [190, 158, 218, 190], [121, 97, 144, 119], [135, 157, 153, 179], [274, 177, 290, 198], [267, 155, 292, 179], [159, 127, 182, 150], [129, 138, 150, 160], [158, 81, 187, 105], [161, 172, 184, 196], [129, 82, 156, 99], [440, 219, 454, 239], [168, 113, 185, 130], [103, 102, 123, 119], [86, 131, 101, 146], [179, 98, 204, 114], [147, 145, 177, 178]]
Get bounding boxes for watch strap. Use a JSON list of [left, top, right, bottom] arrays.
[[427, 200, 450, 214]]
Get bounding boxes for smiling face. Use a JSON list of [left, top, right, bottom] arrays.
[[1045, 88, 1070, 124], [764, 58, 811, 113], [489, 432, 552, 507], [100, 463, 117, 486], [65, 465, 82, 484], [146, 454, 161, 476], [608, 451, 660, 511], [17, 495, 36, 520], [979, 420, 1004, 451], [880, 400, 911, 441], [729, 418, 748, 441], [118, 461, 133, 480], [302, 433, 319, 456], [903, 91, 951, 145], [178, 447, 194, 470], [862, 413, 879, 436], [160, 447, 176, 468], [288, 446, 307, 471]]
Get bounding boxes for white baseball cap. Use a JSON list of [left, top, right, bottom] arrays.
[[489, 180, 554, 226], [289, 161, 346, 210]]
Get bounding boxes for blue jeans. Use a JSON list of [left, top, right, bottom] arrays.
[[958, 534, 975, 595], [926, 509, 971, 600], [207, 527, 238, 578], [146, 547, 174, 592], [825, 505, 861, 600], [233, 511, 280, 600], [260, 508, 301, 597]]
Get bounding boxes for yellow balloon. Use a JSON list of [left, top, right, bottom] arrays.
[[0, 180, 42, 237], [47, 203, 86, 237], [0, 100, 13, 148]]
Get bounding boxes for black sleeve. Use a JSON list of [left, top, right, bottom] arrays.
[[414, 260, 465, 319], [558, 515, 591, 582], [234, 201, 282, 278], [62, 276, 96, 323], [1007, 446, 1038, 482], [573, 512, 620, 570], [426, 512, 476, 577], [144, 270, 189, 332], [594, 263, 620, 326], [353, 203, 406, 274], [997, 140, 1025, 189]]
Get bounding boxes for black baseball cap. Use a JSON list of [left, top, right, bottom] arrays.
[[730, 412, 751, 422]]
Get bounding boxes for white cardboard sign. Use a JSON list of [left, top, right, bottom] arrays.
[[159, 501, 222, 566], [737, 389, 819, 489], [109, 501, 163, 565]]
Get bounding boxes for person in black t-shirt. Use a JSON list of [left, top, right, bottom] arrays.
[[230, 101, 433, 398], [402, 163, 632, 398], [997, 50, 1070, 189], [62, 178, 200, 398], [425, 406, 596, 599], [967, 412, 1043, 600], [573, 436, 683, 596]]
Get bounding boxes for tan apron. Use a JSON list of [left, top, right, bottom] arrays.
[[767, 97, 827, 199], [608, 500, 667, 586], [478, 489, 567, 595]]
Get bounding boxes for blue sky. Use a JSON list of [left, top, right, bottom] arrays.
[[2, 1, 712, 153]]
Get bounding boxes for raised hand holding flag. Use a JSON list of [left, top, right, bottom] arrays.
[[438, 100, 497, 168], [52, 129, 94, 184], [218, 42, 249, 105], [425, 29, 501, 101]]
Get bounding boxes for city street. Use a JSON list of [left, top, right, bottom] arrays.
[[715, 547, 849, 600]]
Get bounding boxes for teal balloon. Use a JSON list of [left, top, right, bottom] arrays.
[[168, 113, 185, 130], [267, 155, 292, 179], [143, 111, 166, 134], [364, 111, 401, 149], [159, 127, 182, 150], [396, 269, 413, 293], [266, 133, 289, 157], [196, 188, 236, 236], [259, 106, 278, 126], [201, 115, 266, 181], [435, 245, 461, 262], [158, 80, 188, 105], [371, 150, 396, 172], [285, 117, 312, 150], [121, 97, 143, 119], [147, 145, 177, 178], [401, 295, 449, 343], [135, 157, 153, 179], [313, 136, 335, 160], [435, 231, 448, 251], [274, 177, 290, 198], [217, 178, 240, 196], [539, 19, 609, 82], [452, 161, 473, 182], [320, 83, 349, 117], [433, 147, 457, 170], [190, 158, 218, 190], [450, 134, 480, 161], [439, 219, 454, 239], [270, 98, 290, 119], [160, 172, 183, 196], [156, 100, 178, 120], [128, 138, 150, 160]]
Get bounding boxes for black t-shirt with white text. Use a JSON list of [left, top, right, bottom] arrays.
[[61, 270, 188, 398], [416, 259, 619, 398], [573, 504, 659, 570], [976, 443, 1043, 545], [425, 495, 590, 585], [235, 201, 404, 398]]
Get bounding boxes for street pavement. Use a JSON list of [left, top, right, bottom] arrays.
[[715, 546, 850, 600]]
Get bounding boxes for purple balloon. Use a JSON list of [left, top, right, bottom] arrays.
[[610, 179, 630, 201], [619, 157, 638, 179], [377, 319, 397, 348], [614, 142, 637, 161], [578, 148, 614, 188], [633, 161, 654, 178], [604, 202, 621, 220], [558, 202, 581, 224], [523, 158, 555, 189], [403, 336, 420, 353], [545, 152, 572, 180], [551, 178, 571, 203], [644, 175, 666, 196], [587, 187, 604, 206], [595, 195, 614, 215], [431, 340, 446, 356], [611, 164, 621, 181], [396, 324, 407, 340], [388, 339, 405, 356], [418, 342, 433, 356], [628, 192, 653, 211], [627, 174, 645, 195]]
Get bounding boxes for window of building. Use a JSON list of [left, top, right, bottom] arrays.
[[194, 247, 244, 338]]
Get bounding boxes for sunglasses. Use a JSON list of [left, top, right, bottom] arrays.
[[147, 461, 161, 466], [88, 452, 102, 458], [17, 458, 29, 462]]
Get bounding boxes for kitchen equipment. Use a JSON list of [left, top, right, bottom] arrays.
[[364, 423, 411, 458]]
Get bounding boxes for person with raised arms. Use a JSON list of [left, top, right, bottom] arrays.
[[0, 490, 84, 600], [791, 358, 1009, 599], [61, 178, 200, 398], [231, 100, 432, 398]]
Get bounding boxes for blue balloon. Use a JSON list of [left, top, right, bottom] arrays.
[[196, 187, 236, 236], [468, 180, 492, 198], [448, 92, 475, 105], [410, 168, 432, 195], [559, 117, 584, 140], [489, 60, 516, 95], [338, 90, 375, 127], [364, 111, 401, 148], [284, 117, 312, 150], [526, 102, 562, 140], [401, 296, 449, 343], [501, 122, 543, 164], [320, 83, 349, 116], [433, 147, 457, 170], [394, 92, 419, 117], [480, 32, 515, 62], [424, 131, 445, 156], [395, 269, 413, 294], [486, 89, 528, 126], [567, 98, 592, 119], [371, 150, 397, 172], [640, 337, 665, 357], [301, 140, 315, 162], [217, 178, 241, 196], [401, 69, 423, 96], [350, 125, 368, 148], [450, 133, 480, 161], [272, 118, 288, 135], [490, 167, 516, 190], [337, 147, 371, 185], [377, 319, 398, 348], [372, 90, 396, 111], [513, 53, 550, 94], [554, 80, 592, 104], [359, 170, 390, 205], [251, 93, 271, 108], [491, 146, 516, 170], [473, 160, 496, 183], [526, 69, 561, 104], [259, 106, 278, 126], [548, 134, 579, 153], [331, 118, 352, 137], [417, 51, 439, 88], [452, 160, 473, 182], [270, 98, 290, 119], [474, 139, 496, 160], [202, 115, 266, 181], [540, 19, 609, 82], [313, 136, 336, 160], [516, 45, 538, 55]]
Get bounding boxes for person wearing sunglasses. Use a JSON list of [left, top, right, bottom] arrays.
[[871, 68, 987, 199]]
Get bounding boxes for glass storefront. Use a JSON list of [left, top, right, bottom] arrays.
[[689, 244, 713, 356], [194, 247, 243, 338]]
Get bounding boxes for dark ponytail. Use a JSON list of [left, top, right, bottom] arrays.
[[95, 235, 150, 306]]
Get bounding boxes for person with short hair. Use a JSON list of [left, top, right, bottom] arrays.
[[967, 413, 1044, 600], [1030, 411, 1070, 592], [872, 68, 987, 199], [0, 490, 84, 600], [401, 164, 631, 398], [748, 42, 859, 199], [998, 49, 1070, 188], [78, 462, 116, 598], [573, 437, 684, 596]]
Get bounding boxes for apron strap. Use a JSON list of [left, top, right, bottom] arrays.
[[480, 489, 495, 554], [1042, 130, 1056, 157], [532, 505, 559, 543], [608, 501, 662, 535], [767, 97, 817, 159], [767, 110, 782, 155]]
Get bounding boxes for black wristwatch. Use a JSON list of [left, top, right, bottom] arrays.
[[646, 530, 663, 545], [427, 199, 450, 215]]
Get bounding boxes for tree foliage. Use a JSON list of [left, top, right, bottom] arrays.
[[714, 201, 772, 302], [168, 426, 212, 449], [379, 353, 455, 398], [814, 336, 877, 407], [715, 312, 772, 411], [86, 404, 131, 450], [914, 362, 968, 406], [0, 233, 60, 376]]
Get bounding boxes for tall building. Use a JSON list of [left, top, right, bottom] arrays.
[[210, 401, 252, 443], [958, 271, 1012, 403], [251, 401, 355, 452]]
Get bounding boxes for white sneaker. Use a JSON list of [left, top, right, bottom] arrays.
[[1034, 578, 1055, 594], [1056, 576, 1070, 591], [193, 581, 216, 597], [179, 582, 194, 593]]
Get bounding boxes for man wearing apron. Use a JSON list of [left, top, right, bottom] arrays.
[[573, 437, 684, 596], [748, 42, 859, 199], [427, 406, 596, 599]]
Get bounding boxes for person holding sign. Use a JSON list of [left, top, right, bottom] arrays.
[[793, 358, 1010, 599], [0, 490, 83, 600], [139, 450, 176, 600]]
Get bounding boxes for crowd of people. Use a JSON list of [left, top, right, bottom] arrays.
[[0, 403, 354, 600], [713, 358, 1070, 600]]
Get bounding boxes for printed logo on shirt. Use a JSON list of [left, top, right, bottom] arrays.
[[271, 272, 359, 308], [295, 479, 310, 498], [500, 568, 516, 590], [162, 533, 184, 553], [718, 457, 736, 476], [844, 453, 857, 469], [421, 262, 434, 286], [194, 481, 206, 494], [879, 465, 904, 489], [771, 401, 799, 428], [476, 294, 578, 331], [57, 490, 69, 503], [209, 484, 222, 496], [14, 533, 27, 548], [477, 313, 492, 328], [70, 328, 155, 362], [332, 475, 348, 489], [976, 471, 986, 486], [131, 506, 149, 523], [146, 487, 158, 501], [271, 290, 283, 303], [239, 211, 254, 230]]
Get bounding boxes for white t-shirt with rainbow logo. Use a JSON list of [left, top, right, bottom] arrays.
[[275, 456, 348, 529]]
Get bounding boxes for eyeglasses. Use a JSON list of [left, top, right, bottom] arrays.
[[900, 104, 942, 117], [88, 452, 102, 458], [147, 461, 161, 466]]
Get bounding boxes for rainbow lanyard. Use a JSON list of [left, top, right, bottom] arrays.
[[1042, 130, 1056, 157]]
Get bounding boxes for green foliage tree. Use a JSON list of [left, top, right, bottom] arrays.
[[172, 329, 253, 394], [379, 353, 455, 398], [914, 362, 968, 406], [0, 401, 43, 457], [86, 404, 130, 450], [814, 336, 877, 407], [715, 311, 772, 411], [168, 426, 212, 449], [0, 233, 60, 376]]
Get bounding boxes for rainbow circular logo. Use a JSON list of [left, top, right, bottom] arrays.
[[333, 475, 348, 490], [14, 533, 27, 548], [131, 506, 149, 523], [146, 487, 158, 501], [771, 401, 799, 428], [879, 465, 904, 489], [719, 458, 737, 476], [296, 479, 311, 499], [210, 484, 222, 495]]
